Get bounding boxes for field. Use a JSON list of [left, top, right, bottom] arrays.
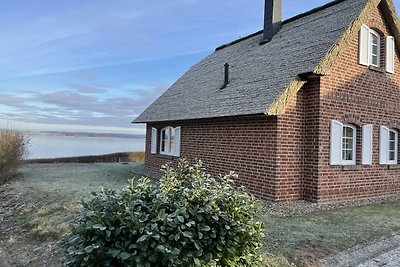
[[0, 163, 146, 266], [0, 163, 399, 266]]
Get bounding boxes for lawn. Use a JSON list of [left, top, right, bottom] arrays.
[[0, 163, 147, 267], [263, 200, 400, 266], [0, 163, 399, 266]]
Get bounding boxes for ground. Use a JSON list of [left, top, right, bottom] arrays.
[[0, 163, 145, 267], [0, 163, 399, 266], [263, 199, 400, 266]]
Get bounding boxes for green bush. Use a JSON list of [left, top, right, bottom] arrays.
[[0, 129, 29, 185], [62, 159, 265, 266]]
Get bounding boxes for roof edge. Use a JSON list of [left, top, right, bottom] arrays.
[[314, 0, 381, 75], [216, 0, 349, 51], [132, 113, 268, 124], [265, 78, 307, 116], [266, 0, 385, 115]]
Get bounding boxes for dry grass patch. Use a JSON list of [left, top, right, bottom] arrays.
[[0, 130, 29, 184]]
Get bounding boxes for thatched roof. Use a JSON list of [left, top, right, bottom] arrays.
[[134, 0, 399, 123]]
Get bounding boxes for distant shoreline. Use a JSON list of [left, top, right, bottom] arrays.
[[27, 131, 145, 140], [25, 151, 145, 164]]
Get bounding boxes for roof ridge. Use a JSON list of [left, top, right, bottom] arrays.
[[215, 0, 350, 51]]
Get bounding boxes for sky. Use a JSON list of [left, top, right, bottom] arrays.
[[1, 0, 400, 134]]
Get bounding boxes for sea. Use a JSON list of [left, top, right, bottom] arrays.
[[27, 135, 145, 159]]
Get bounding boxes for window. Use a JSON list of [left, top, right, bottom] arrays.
[[330, 120, 357, 166], [341, 125, 356, 165], [388, 130, 398, 162], [369, 29, 380, 67], [359, 24, 381, 68], [380, 126, 398, 165], [160, 126, 181, 156]]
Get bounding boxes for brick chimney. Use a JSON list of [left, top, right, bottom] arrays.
[[260, 0, 282, 44]]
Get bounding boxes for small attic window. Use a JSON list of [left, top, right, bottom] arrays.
[[369, 29, 380, 67], [359, 24, 381, 68]]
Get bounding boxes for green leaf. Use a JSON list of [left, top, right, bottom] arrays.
[[177, 215, 184, 223], [84, 245, 94, 253], [194, 257, 201, 266], [119, 252, 131, 261], [182, 231, 193, 238], [137, 235, 148, 243], [200, 225, 211, 232], [92, 224, 107, 231]]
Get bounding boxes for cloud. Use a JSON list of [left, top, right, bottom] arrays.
[[0, 83, 168, 129], [69, 84, 108, 94]]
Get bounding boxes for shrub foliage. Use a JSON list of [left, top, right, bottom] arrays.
[[0, 130, 29, 185], [62, 159, 265, 266]]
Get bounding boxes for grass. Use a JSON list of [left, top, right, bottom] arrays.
[[0, 162, 148, 266], [0, 162, 399, 266], [263, 200, 400, 265], [16, 163, 148, 238]]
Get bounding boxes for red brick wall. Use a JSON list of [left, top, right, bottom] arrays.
[[145, 116, 278, 201], [143, 4, 400, 203], [275, 79, 321, 202], [315, 4, 400, 202]]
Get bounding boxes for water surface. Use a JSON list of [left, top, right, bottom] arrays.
[[28, 135, 145, 159]]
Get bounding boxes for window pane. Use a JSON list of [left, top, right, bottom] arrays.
[[371, 34, 378, 45], [372, 44, 378, 55], [161, 130, 166, 152], [345, 127, 353, 138], [169, 128, 175, 153], [390, 141, 395, 151], [346, 150, 353, 161], [347, 139, 353, 150], [371, 55, 378, 65], [389, 151, 395, 161], [390, 131, 396, 141]]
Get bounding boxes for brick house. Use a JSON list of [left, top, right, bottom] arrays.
[[134, 0, 400, 203]]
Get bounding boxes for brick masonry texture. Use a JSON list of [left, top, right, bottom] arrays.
[[144, 3, 400, 202], [145, 116, 278, 201]]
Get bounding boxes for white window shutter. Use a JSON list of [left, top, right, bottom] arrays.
[[330, 120, 343, 165], [174, 127, 181, 157], [359, 24, 370, 66], [386, 36, 395, 73], [362, 124, 373, 165], [151, 128, 157, 154], [379, 126, 389, 164]]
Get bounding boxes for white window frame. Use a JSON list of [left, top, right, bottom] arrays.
[[388, 129, 398, 165], [160, 126, 174, 156], [341, 124, 357, 165], [330, 120, 358, 166], [159, 126, 181, 156], [369, 29, 381, 67], [359, 25, 381, 68]]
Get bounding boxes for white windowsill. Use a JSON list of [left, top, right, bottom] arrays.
[[160, 152, 176, 157]]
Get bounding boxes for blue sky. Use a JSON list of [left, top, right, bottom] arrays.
[[1, 0, 399, 134]]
